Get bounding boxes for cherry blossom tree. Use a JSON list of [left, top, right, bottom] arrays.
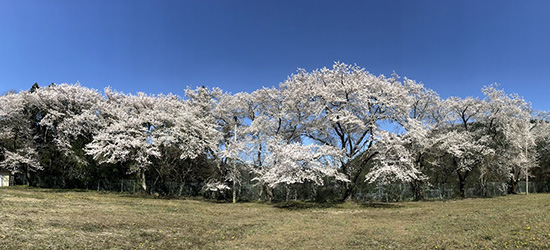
[[0, 90, 43, 184], [3, 63, 550, 202], [480, 85, 535, 194], [430, 96, 495, 198], [278, 63, 412, 200], [531, 112, 550, 186], [25, 84, 106, 185], [186, 87, 251, 201], [365, 119, 430, 199], [365, 78, 441, 200], [252, 137, 348, 201], [86, 88, 219, 192], [244, 82, 354, 201], [85, 89, 161, 191]]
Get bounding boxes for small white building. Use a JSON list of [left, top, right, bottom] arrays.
[[0, 170, 11, 187]]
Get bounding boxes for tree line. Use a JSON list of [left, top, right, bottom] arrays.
[[1, 63, 550, 202]]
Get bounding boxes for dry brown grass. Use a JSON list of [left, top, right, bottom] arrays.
[[1, 186, 550, 249]]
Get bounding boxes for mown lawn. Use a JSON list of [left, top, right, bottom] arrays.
[[1, 186, 550, 249]]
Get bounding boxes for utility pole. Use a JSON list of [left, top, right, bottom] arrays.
[[525, 132, 529, 195], [232, 123, 237, 204], [526, 144, 529, 195]]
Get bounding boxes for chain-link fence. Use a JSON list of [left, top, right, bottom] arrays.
[[20, 174, 550, 202]]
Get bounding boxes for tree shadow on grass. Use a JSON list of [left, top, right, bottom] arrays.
[[10, 186, 90, 193], [273, 201, 342, 210], [41, 188, 90, 193], [272, 200, 406, 210], [359, 202, 402, 209]]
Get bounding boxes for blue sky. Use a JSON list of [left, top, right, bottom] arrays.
[[1, 0, 549, 110]]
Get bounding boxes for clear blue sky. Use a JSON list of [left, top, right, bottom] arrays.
[[1, 0, 549, 110]]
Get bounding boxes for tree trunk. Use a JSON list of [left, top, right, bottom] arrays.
[[412, 154, 425, 201], [25, 165, 35, 187], [508, 175, 519, 194], [232, 182, 237, 203], [140, 168, 147, 192], [480, 181, 487, 197], [525, 168, 529, 195], [410, 180, 425, 201], [343, 182, 355, 201], [457, 170, 468, 198], [178, 182, 186, 196], [258, 184, 264, 201], [458, 180, 466, 198], [310, 183, 317, 201], [285, 185, 290, 201], [266, 186, 273, 202], [341, 152, 378, 202]]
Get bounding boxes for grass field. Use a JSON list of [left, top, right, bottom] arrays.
[[1, 187, 550, 249]]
